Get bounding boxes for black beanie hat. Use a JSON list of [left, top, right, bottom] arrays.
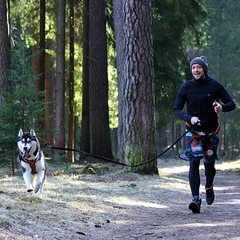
[[190, 56, 208, 73]]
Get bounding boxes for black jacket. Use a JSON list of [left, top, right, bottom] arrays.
[[174, 75, 235, 133]]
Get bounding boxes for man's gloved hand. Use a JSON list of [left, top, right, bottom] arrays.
[[213, 101, 222, 113], [191, 117, 201, 125]]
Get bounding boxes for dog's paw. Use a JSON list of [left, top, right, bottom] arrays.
[[38, 192, 43, 198], [34, 183, 41, 193]]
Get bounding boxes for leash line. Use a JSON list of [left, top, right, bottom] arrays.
[[44, 125, 195, 167]]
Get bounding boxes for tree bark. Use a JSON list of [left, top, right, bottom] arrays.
[[67, 0, 75, 162], [54, 0, 66, 148], [0, 0, 11, 102], [113, 0, 124, 160], [81, 0, 90, 153], [119, 0, 158, 173], [44, 52, 54, 148], [88, 0, 113, 158], [39, 0, 45, 95]]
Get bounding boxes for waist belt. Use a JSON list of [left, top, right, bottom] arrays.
[[186, 122, 220, 138], [194, 131, 214, 136], [186, 123, 220, 145]]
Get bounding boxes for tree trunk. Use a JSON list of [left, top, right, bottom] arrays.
[[39, 0, 48, 139], [88, 0, 113, 158], [0, 0, 11, 102], [121, 0, 157, 174], [80, 0, 90, 153], [44, 52, 54, 148], [54, 0, 66, 148], [39, 0, 45, 96], [67, 0, 75, 162], [113, 0, 124, 160]]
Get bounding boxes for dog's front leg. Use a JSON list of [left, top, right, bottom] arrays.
[[34, 169, 45, 197], [22, 168, 34, 192]]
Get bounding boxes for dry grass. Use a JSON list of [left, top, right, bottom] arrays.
[[0, 158, 240, 239]]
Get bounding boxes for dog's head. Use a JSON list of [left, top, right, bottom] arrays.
[[17, 128, 40, 160]]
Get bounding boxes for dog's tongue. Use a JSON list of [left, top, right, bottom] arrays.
[[22, 150, 29, 159]]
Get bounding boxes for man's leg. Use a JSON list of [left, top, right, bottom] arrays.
[[188, 154, 202, 213], [204, 160, 216, 205], [204, 160, 216, 188], [189, 154, 201, 197]]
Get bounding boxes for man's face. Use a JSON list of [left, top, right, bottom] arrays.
[[191, 64, 205, 80]]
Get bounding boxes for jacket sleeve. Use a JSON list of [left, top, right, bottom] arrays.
[[218, 83, 236, 112], [173, 84, 192, 123]]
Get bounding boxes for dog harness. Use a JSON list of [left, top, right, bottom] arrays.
[[19, 151, 42, 174]]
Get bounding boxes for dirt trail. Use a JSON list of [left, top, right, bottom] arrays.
[[0, 158, 239, 239]]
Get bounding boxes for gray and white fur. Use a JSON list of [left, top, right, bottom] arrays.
[[17, 128, 47, 198]]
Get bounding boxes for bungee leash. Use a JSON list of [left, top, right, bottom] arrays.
[[44, 124, 196, 168]]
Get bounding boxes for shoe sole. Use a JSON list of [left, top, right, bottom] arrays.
[[206, 195, 215, 205], [189, 202, 200, 213]]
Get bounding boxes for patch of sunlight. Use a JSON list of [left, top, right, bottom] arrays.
[[216, 199, 240, 205], [216, 160, 240, 171], [107, 196, 168, 209], [159, 165, 189, 174], [176, 221, 237, 228], [159, 159, 240, 175], [160, 181, 188, 192], [68, 201, 86, 209], [214, 185, 236, 191]]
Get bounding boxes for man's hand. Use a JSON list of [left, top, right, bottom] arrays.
[[191, 117, 201, 125], [213, 101, 222, 113]]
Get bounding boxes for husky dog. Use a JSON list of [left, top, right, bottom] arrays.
[[17, 129, 47, 198]]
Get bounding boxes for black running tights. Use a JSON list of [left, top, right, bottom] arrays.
[[188, 154, 216, 197]]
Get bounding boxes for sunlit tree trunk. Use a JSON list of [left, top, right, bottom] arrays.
[[88, 0, 113, 158], [115, 0, 158, 173], [54, 0, 66, 148]]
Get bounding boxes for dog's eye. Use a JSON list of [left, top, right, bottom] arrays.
[[21, 138, 31, 143]]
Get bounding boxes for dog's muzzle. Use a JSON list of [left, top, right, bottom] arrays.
[[22, 149, 29, 159]]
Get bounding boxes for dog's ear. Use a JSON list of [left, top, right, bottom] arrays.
[[30, 128, 36, 136], [18, 129, 23, 137]]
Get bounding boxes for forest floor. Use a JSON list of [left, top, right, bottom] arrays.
[[0, 157, 240, 240]]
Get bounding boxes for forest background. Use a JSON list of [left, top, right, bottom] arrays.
[[0, 0, 239, 174]]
